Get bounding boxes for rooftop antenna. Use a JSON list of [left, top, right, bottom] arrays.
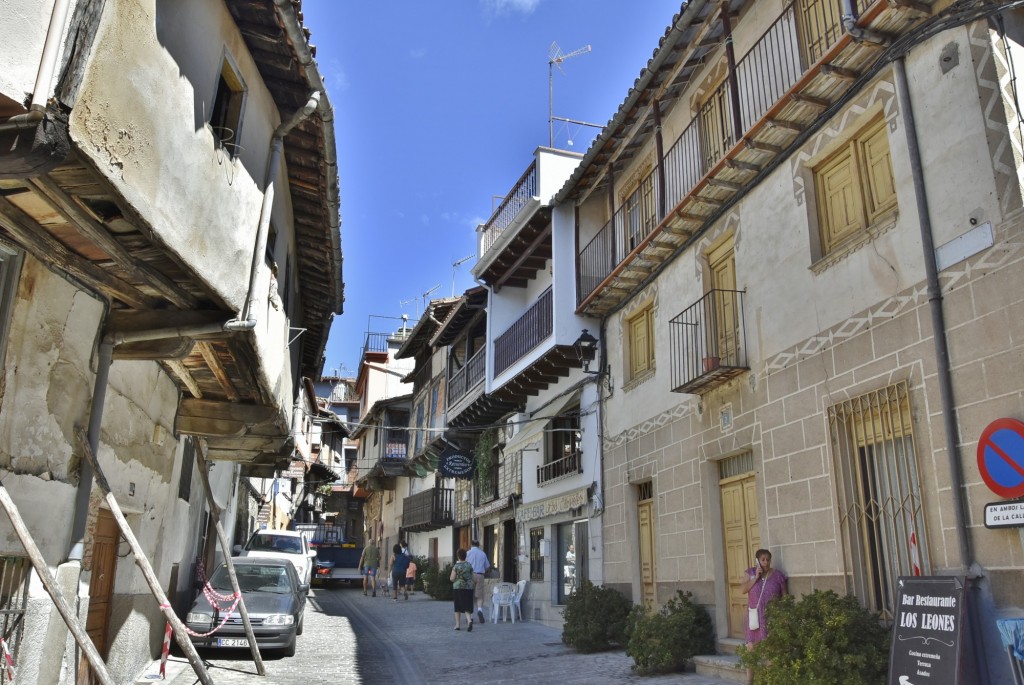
[[548, 41, 591, 147], [419, 283, 441, 315], [451, 255, 474, 297]]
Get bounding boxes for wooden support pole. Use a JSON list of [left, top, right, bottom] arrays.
[[194, 441, 266, 675], [75, 430, 215, 685], [0, 484, 116, 685]]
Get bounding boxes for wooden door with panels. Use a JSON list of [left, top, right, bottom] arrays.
[[80, 508, 119, 683], [720, 454, 760, 639]]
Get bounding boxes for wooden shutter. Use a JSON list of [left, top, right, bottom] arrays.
[[859, 120, 897, 222]]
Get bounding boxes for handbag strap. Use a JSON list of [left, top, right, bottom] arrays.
[[755, 575, 768, 609]]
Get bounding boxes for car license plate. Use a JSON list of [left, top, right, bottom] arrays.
[[216, 638, 249, 648]]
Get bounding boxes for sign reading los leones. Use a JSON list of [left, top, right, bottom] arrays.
[[437, 446, 474, 479], [888, 577, 966, 685], [976, 418, 1024, 498]]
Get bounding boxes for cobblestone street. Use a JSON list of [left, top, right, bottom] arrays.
[[136, 586, 733, 685]]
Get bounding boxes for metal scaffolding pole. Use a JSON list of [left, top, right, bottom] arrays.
[[194, 440, 266, 675], [0, 482, 115, 685], [75, 430, 214, 685]]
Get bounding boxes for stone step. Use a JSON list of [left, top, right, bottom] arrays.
[[717, 637, 745, 655], [694, 654, 747, 684]]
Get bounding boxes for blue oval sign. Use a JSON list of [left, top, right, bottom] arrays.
[[438, 449, 475, 479]]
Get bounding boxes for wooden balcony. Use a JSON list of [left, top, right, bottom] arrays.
[[574, 0, 920, 316], [402, 487, 454, 532], [669, 289, 748, 394], [537, 449, 582, 486], [494, 287, 553, 376]]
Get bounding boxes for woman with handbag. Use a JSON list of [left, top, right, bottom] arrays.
[[743, 548, 787, 684]]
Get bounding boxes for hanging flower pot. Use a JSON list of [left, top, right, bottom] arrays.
[[703, 356, 721, 373]]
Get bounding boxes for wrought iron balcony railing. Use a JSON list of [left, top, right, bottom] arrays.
[[447, 347, 486, 408], [402, 487, 454, 532], [493, 287, 553, 376], [537, 449, 582, 486], [479, 161, 538, 257], [669, 289, 748, 394], [577, 0, 871, 306]]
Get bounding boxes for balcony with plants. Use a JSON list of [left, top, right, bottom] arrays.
[[570, 0, 925, 317]]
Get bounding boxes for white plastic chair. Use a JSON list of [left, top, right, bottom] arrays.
[[512, 579, 527, 621], [491, 582, 517, 623]]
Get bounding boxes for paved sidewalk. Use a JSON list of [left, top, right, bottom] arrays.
[[135, 586, 735, 685]]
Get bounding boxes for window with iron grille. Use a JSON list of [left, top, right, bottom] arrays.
[[828, 380, 928, 623]]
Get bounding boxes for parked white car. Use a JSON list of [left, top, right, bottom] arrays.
[[235, 530, 316, 590]]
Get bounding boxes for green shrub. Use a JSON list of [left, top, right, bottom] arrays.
[[421, 560, 453, 601], [625, 591, 716, 674], [738, 590, 890, 685], [561, 579, 631, 652], [409, 555, 429, 591]]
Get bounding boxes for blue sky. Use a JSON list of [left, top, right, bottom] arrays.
[[304, 0, 683, 377]]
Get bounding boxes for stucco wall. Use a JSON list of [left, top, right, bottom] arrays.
[[0, 0, 75, 109]]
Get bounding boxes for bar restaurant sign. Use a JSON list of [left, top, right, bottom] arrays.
[[517, 488, 589, 523], [888, 576, 966, 685]]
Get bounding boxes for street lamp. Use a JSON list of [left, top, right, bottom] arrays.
[[573, 329, 598, 373]]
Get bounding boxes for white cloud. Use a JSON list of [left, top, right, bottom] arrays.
[[320, 57, 349, 91], [481, 0, 541, 16]]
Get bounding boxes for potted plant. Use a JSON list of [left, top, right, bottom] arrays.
[[702, 356, 721, 373]]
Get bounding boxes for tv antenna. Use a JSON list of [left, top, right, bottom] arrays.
[[419, 283, 441, 316], [451, 254, 474, 296], [548, 41, 591, 147]]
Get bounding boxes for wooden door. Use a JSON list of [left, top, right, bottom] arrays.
[[80, 508, 118, 682], [638, 498, 656, 606], [722, 473, 760, 638], [708, 239, 737, 363]]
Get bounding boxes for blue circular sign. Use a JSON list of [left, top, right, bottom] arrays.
[[977, 418, 1024, 498]]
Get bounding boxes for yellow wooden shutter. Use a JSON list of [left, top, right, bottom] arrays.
[[816, 147, 862, 252], [859, 120, 897, 222], [630, 310, 650, 376]]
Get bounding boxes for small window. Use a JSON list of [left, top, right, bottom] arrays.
[[209, 55, 246, 156], [178, 437, 196, 502], [813, 116, 896, 256], [626, 304, 655, 380]]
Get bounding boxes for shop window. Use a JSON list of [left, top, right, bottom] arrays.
[[529, 528, 544, 581], [557, 520, 589, 604]]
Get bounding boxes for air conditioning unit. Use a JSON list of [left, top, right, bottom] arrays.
[[505, 414, 523, 442]]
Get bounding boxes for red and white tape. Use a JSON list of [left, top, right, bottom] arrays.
[[159, 622, 172, 679], [0, 636, 16, 683]]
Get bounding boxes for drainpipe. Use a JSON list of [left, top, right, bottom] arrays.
[[0, 0, 72, 134], [67, 339, 112, 561], [893, 57, 989, 685], [231, 91, 320, 329], [841, 0, 889, 47]]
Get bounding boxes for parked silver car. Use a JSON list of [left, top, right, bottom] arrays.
[[187, 557, 307, 657]]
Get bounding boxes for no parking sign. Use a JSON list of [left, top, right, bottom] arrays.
[[976, 418, 1024, 499]]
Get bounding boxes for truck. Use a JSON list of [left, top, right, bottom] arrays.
[[291, 523, 363, 587]]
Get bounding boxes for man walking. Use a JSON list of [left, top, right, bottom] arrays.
[[466, 539, 491, 625], [357, 539, 381, 597]]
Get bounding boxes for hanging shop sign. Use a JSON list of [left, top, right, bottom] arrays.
[[888, 576, 966, 685], [475, 496, 511, 518], [517, 487, 589, 523], [437, 447, 475, 479], [976, 418, 1024, 498]]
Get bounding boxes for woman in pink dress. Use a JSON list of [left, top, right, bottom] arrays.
[[744, 548, 787, 683]]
